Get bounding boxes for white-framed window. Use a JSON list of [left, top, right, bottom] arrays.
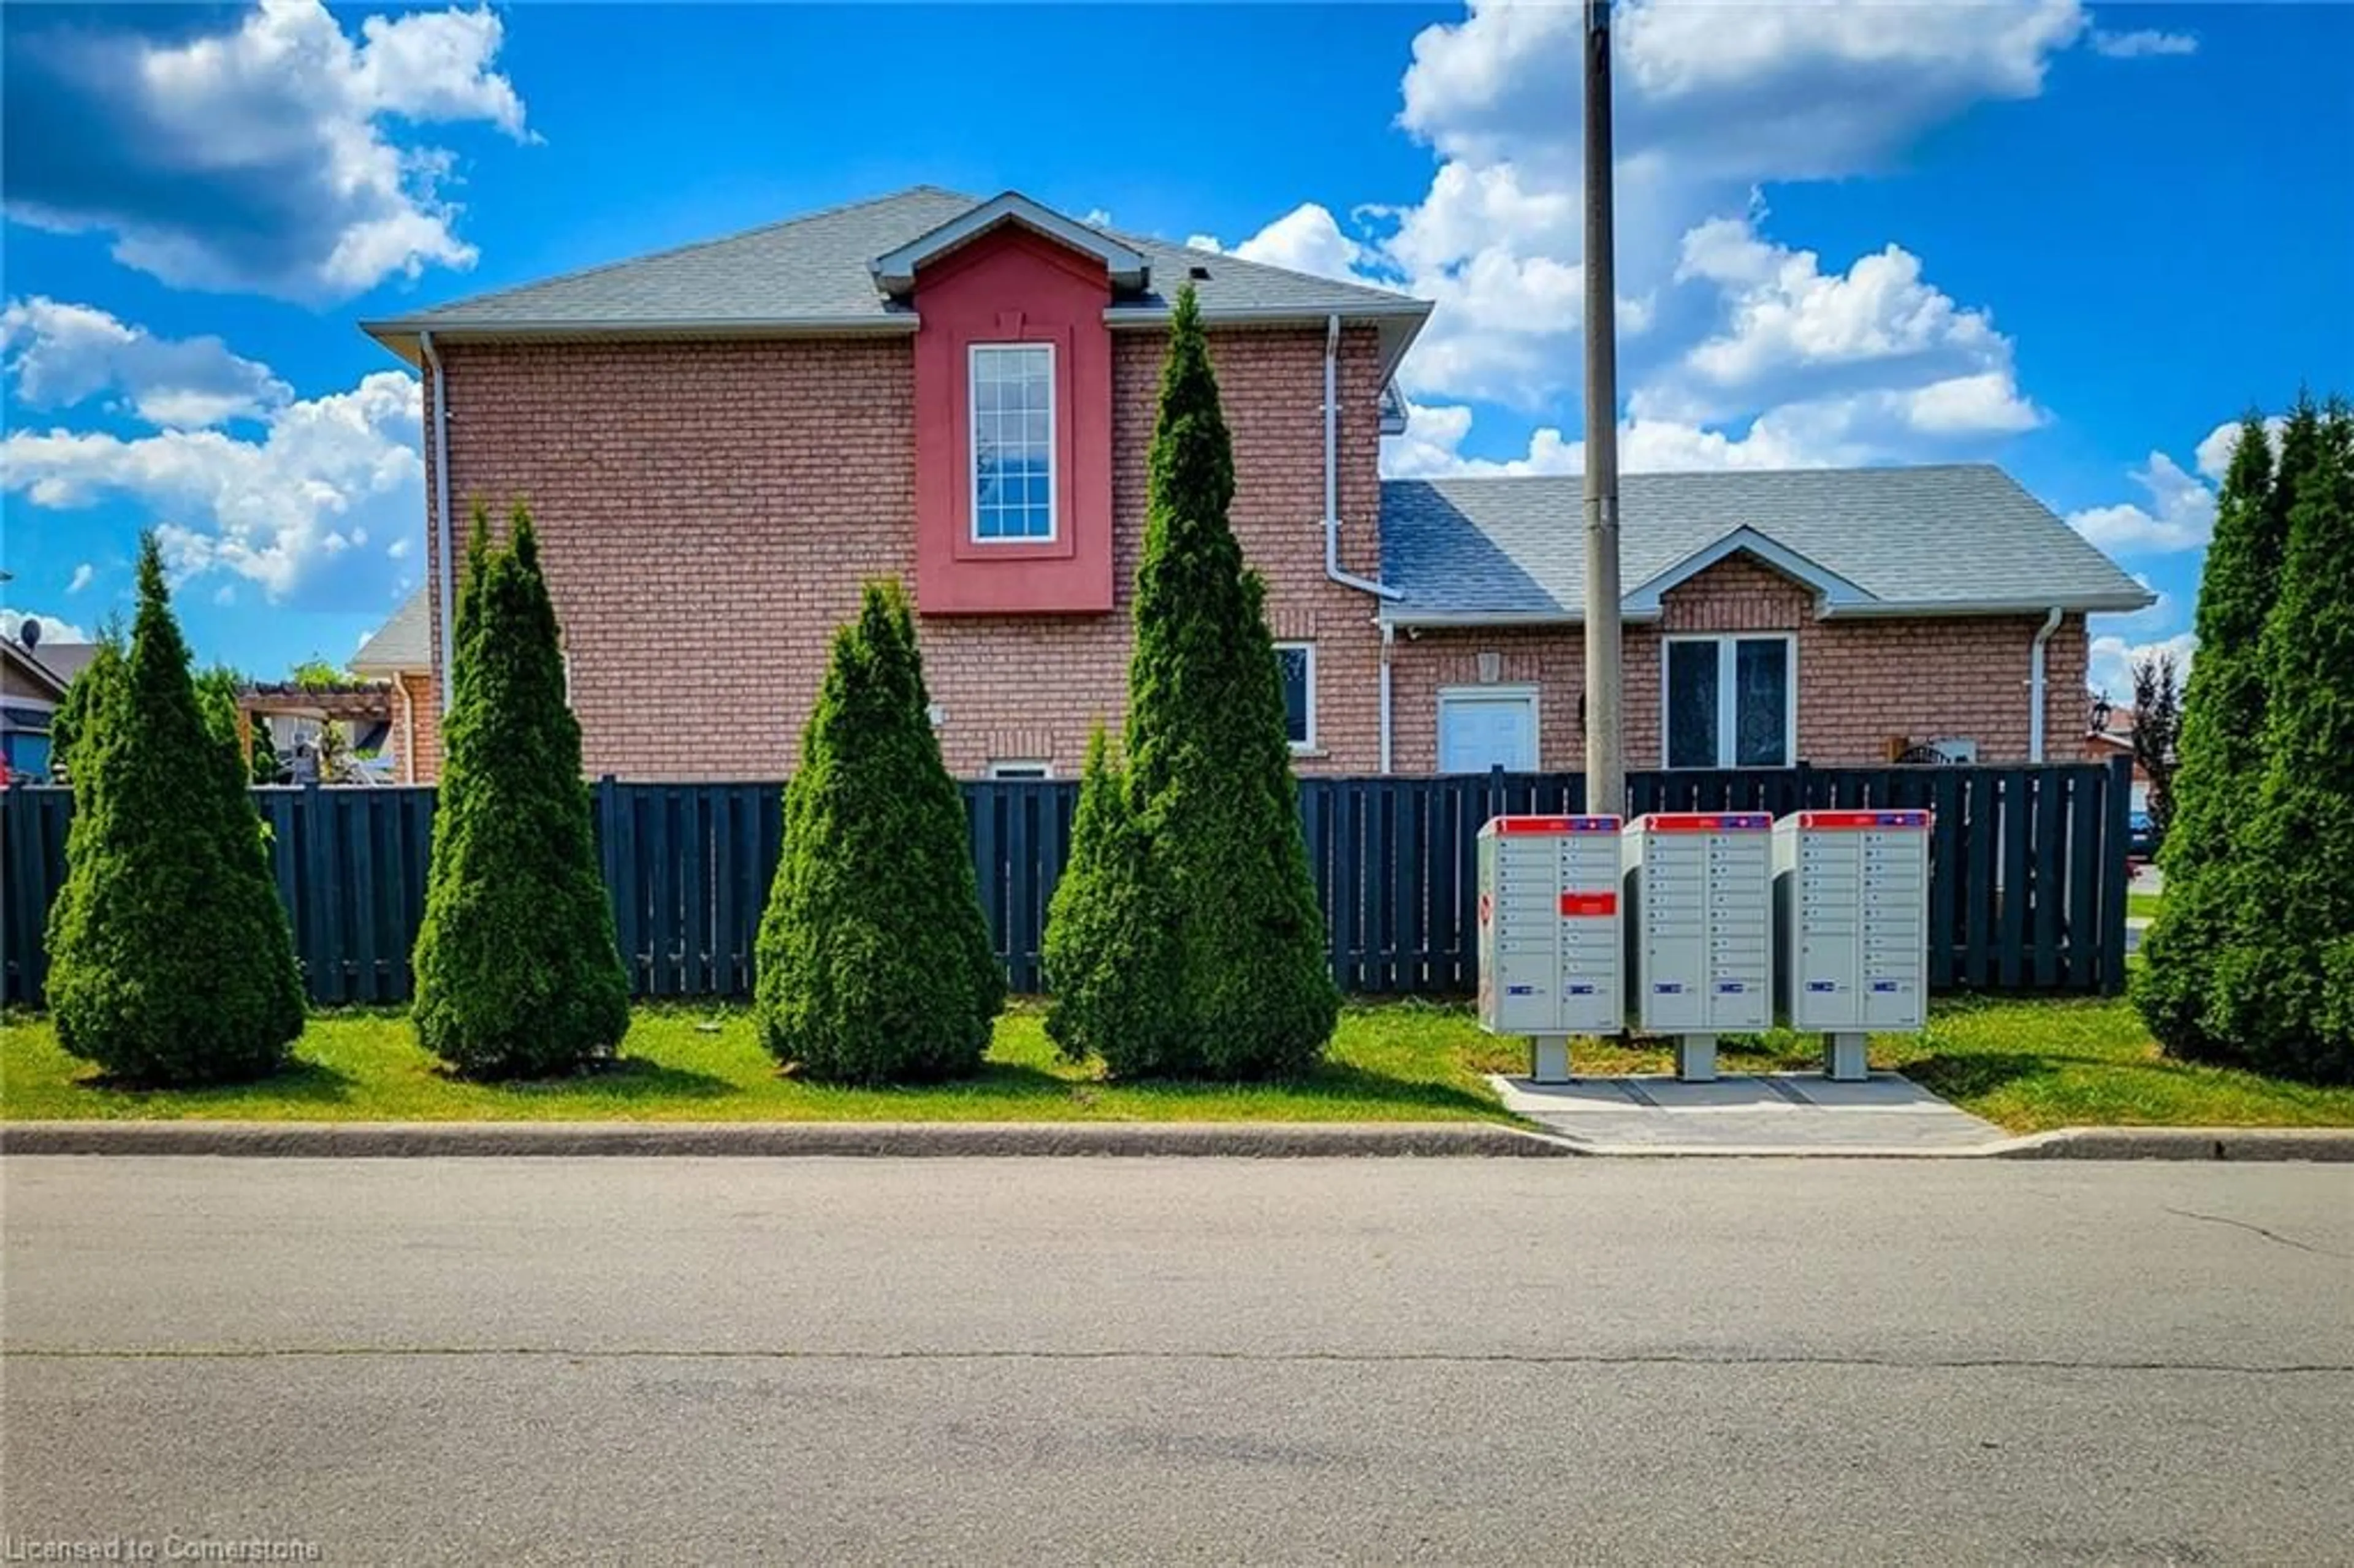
[[1437, 686, 1539, 774], [1663, 633, 1796, 769], [970, 343, 1056, 542], [986, 760, 1053, 780], [1276, 642, 1316, 752]]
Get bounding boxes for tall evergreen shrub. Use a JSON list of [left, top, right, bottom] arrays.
[[2135, 406, 2297, 1057], [50, 631, 124, 785], [411, 505, 629, 1078], [44, 535, 303, 1084], [754, 580, 1002, 1083], [1057, 283, 1338, 1078], [1043, 728, 1185, 1075], [2206, 400, 2354, 1083]]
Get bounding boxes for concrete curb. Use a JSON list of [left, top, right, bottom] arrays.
[[1984, 1127, 2354, 1162], [1533, 1127, 2354, 1160], [0, 1119, 1579, 1160]]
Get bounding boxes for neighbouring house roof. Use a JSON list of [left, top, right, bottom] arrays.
[[362, 187, 1432, 384], [351, 587, 430, 676], [1378, 465, 2155, 626], [28, 640, 97, 689], [3, 639, 69, 702]]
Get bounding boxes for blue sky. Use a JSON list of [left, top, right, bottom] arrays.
[[4, 1, 2348, 693]]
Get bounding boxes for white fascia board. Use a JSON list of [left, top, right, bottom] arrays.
[[361, 314, 921, 365], [1624, 526, 1875, 616], [1819, 591, 2157, 619], [871, 192, 1148, 294]]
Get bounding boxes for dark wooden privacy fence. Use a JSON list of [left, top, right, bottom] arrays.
[[0, 759, 2134, 1007]]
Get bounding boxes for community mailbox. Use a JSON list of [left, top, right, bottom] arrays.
[[1477, 815, 1625, 1083], [1773, 809, 1933, 1080], [1623, 812, 1775, 1080]]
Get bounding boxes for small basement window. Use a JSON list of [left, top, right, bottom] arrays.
[[970, 343, 1056, 542], [1276, 642, 1315, 752]]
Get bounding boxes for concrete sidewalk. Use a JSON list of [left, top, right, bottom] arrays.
[[1491, 1071, 2009, 1154]]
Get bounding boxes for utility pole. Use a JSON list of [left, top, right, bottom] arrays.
[[1581, 0, 1624, 818]]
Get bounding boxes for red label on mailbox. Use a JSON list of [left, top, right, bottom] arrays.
[[1644, 812, 1773, 832], [1493, 816, 1574, 834], [1800, 810, 1933, 829], [1559, 891, 1618, 918]]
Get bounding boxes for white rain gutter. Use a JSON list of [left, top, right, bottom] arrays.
[[2027, 606, 2063, 762], [1322, 315, 1403, 606], [1379, 623, 1395, 775], [420, 331, 455, 714]]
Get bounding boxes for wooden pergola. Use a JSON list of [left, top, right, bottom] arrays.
[[235, 682, 394, 778]]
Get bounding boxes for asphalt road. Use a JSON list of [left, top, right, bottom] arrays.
[[4, 1157, 2350, 1566]]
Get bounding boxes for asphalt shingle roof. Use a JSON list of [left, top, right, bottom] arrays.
[[1379, 466, 2152, 622], [351, 587, 430, 673], [370, 188, 1420, 334]]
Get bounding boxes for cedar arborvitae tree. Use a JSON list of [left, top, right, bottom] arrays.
[[49, 630, 124, 785], [1043, 727, 1186, 1075], [1110, 283, 1338, 1078], [2206, 399, 2354, 1083], [44, 535, 304, 1084], [2134, 404, 2300, 1057], [754, 580, 1003, 1083], [411, 504, 630, 1078]]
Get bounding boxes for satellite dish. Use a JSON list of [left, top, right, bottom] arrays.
[[17, 618, 39, 652]]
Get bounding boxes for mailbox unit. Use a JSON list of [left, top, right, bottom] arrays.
[[1773, 809, 1933, 1078], [1477, 814, 1625, 1082], [1623, 812, 1775, 1079]]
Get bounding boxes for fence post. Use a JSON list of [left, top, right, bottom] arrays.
[[2101, 753, 2133, 994]]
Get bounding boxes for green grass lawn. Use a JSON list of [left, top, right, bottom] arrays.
[[2127, 892, 2164, 921], [6, 994, 2348, 1133], [0, 1003, 1510, 1125], [1534, 994, 2354, 1132]]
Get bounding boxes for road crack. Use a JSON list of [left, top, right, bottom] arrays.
[[2163, 1206, 2353, 1260]]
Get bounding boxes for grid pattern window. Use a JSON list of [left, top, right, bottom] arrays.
[[1664, 635, 1794, 768], [1276, 643, 1315, 752], [970, 344, 1056, 542]]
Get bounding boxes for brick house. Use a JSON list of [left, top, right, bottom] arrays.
[[360, 187, 2149, 782]]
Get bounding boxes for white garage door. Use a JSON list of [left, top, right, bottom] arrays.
[[1438, 690, 1539, 774]]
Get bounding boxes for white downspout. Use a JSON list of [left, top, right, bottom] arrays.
[[420, 330, 456, 714], [1379, 623, 1395, 775], [2027, 606, 2062, 762], [1323, 314, 1403, 604]]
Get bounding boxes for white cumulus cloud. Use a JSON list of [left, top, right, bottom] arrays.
[[4, 0, 533, 302], [1, 609, 91, 647], [2088, 629, 2196, 701], [6, 345, 425, 611], [2, 297, 291, 427]]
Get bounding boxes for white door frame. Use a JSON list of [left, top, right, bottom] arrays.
[[1436, 684, 1541, 772]]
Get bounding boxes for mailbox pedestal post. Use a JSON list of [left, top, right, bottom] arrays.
[[1823, 1032, 1868, 1083]]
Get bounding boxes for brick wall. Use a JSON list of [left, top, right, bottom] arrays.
[[396, 671, 437, 782], [419, 332, 2092, 781], [1387, 554, 2090, 769], [422, 324, 1388, 780]]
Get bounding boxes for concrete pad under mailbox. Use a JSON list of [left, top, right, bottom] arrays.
[[1490, 1071, 2008, 1155]]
